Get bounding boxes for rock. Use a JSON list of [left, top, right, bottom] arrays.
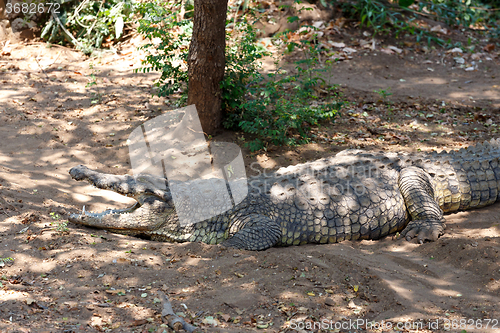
[[11, 17, 35, 33], [324, 297, 335, 306]]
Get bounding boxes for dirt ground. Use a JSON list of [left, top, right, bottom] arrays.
[[1, 17, 500, 333]]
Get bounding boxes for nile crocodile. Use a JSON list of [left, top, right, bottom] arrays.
[[69, 139, 500, 250]]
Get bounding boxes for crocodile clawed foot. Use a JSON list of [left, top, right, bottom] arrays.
[[400, 219, 446, 244]]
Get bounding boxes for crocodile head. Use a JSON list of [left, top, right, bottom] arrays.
[[68, 165, 175, 231]]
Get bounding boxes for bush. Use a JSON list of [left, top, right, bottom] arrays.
[[135, 1, 192, 104], [225, 40, 343, 151], [221, 20, 268, 115], [41, 0, 134, 54], [336, 0, 500, 42]]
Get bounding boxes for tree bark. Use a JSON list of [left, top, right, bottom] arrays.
[[187, 0, 228, 136]]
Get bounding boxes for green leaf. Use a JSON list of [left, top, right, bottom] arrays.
[[361, 14, 367, 24], [287, 16, 299, 23], [399, 0, 414, 7], [41, 19, 54, 40]]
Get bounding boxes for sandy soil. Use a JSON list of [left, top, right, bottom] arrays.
[[0, 25, 500, 333]]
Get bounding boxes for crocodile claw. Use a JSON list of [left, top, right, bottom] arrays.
[[400, 219, 446, 243]]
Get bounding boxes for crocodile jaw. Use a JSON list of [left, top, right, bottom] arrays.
[[69, 202, 140, 226], [69, 195, 174, 231], [69, 165, 172, 201], [69, 165, 176, 231]]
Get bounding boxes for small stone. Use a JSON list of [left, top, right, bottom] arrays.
[[325, 297, 335, 306]]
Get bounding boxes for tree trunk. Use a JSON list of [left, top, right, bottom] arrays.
[[187, 0, 228, 136]]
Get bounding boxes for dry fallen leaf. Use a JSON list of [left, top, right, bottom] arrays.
[[115, 258, 131, 265], [392, 133, 410, 141], [447, 47, 463, 54], [129, 319, 148, 327], [1, 41, 11, 56], [430, 25, 448, 34], [342, 47, 357, 54], [483, 44, 495, 52], [105, 289, 126, 295], [329, 41, 346, 48], [387, 45, 402, 54], [380, 48, 394, 55], [202, 316, 220, 326]]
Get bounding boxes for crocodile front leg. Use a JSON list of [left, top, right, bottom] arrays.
[[222, 214, 282, 251], [398, 166, 446, 243]]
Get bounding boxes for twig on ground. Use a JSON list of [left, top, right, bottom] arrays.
[[158, 291, 202, 332], [26, 228, 54, 242], [34, 57, 50, 80]]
